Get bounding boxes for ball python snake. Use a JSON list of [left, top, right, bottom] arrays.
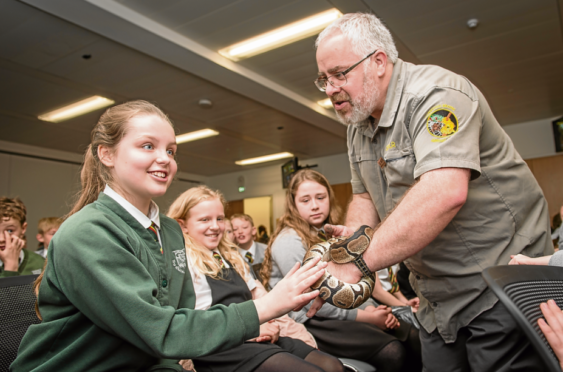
[[303, 225, 375, 309]]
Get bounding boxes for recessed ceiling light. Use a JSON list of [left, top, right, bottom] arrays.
[[467, 18, 479, 29], [235, 152, 294, 165], [38, 96, 115, 123], [176, 129, 219, 144], [317, 98, 333, 109], [219, 9, 342, 61]]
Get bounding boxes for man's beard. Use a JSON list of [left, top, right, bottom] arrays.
[[333, 68, 379, 126]]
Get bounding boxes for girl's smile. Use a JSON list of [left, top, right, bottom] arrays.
[[99, 114, 177, 215], [185, 199, 225, 250]]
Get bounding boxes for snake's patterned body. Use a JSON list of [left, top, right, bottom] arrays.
[[303, 225, 375, 309]]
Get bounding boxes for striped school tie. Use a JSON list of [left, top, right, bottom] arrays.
[[213, 252, 225, 268], [318, 230, 327, 242], [388, 266, 400, 294], [245, 252, 254, 264], [148, 222, 163, 255]]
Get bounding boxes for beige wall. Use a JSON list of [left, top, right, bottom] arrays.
[[243, 196, 273, 235]]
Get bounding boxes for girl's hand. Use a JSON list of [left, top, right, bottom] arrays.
[[253, 257, 327, 323], [508, 254, 550, 266], [323, 224, 355, 238], [0, 231, 25, 271], [249, 320, 280, 343], [385, 313, 400, 330], [406, 297, 420, 312], [357, 306, 394, 330], [538, 300, 563, 370]]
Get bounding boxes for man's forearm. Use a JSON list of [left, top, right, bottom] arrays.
[[364, 168, 471, 272], [345, 193, 380, 230]]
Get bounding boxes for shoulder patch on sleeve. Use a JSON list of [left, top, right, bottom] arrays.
[[426, 104, 458, 142]]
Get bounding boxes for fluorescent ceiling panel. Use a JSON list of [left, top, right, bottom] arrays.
[[235, 152, 294, 165], [219, 9, 342, 61], [176, 129, 219, 144], [38, 96, 115, 122]]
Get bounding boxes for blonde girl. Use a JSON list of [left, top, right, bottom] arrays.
[[261, 169, 422, 372], [167, 186, 343, 372], [11, 101, 325, 372]]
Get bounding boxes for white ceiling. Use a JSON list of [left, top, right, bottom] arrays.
[[1, 0, 562, 176]]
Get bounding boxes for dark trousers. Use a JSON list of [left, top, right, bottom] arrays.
[[420, 301, 544, 372]]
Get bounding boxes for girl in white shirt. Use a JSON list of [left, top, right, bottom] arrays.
[[167, 186, 343, 372]]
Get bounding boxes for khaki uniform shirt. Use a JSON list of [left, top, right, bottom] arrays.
[[348, 59, 553, 343]]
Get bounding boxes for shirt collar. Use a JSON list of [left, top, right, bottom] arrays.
[[103, 185, 160, 229], [238, 241, 256, 257]]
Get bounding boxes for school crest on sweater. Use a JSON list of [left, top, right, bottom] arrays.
[[172, 250, 186, 274]]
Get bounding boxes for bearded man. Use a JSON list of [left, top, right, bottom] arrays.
[[311, 12, 553, 371]]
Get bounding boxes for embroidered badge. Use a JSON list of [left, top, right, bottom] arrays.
[[385, 141, 396, 152], [426, 104, 458, 142], [172, 249, 186, 274]]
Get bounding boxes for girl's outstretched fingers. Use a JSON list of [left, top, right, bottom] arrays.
[[253, 257, 327, 323]]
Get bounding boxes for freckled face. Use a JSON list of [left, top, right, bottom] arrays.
[[108, 115, 178, 211], [294, 181, 330, 229], [186, 199, 225, 251]]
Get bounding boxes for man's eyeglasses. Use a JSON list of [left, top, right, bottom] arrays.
[[314, 50, 377, 92]]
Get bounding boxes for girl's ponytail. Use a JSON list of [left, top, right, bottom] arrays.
[[68, 145, 106, 216]]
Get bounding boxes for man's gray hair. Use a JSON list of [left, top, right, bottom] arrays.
[[315, 13, 398, 64]]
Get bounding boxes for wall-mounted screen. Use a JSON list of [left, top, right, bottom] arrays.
[[281, 157, 299, 189]]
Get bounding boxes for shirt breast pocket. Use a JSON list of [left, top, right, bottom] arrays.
[[384, 149, 416, 205]]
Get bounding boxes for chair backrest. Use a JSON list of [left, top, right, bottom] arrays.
[[482, 265, 563, 372], [0, 275, 40, 372]]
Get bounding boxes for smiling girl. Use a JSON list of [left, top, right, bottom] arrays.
[[11, 101, 326, 372], [261, 169, 422, 372], [167, 186, 343, 372]]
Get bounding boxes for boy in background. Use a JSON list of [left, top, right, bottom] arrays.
[[231, 213, 267, 280], [0, 197, 45, 277], [36, 217, 63, 258]]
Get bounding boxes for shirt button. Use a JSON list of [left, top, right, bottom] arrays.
[[416, 275, 421, 280], [162, 279, 168, 288]]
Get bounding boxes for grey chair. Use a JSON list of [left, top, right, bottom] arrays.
[[0, 275, 40, 372], [339, 358, 376, 372], [482, 265, 563, 372]]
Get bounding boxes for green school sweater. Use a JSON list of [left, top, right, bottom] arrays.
[[0, 248, 45, 277], [10, 193, 259, 372]]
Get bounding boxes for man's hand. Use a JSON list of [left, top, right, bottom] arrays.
[[323, 224, 355, 238], [305, 260, 364, 318], [0, 231, 25, 271], [538, 300, 563, 370]]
